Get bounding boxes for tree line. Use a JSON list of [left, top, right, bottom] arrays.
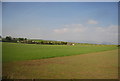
[[1, 36, 70, 45]]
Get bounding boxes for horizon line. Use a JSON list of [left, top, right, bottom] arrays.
[[1, 0, 119, 2]]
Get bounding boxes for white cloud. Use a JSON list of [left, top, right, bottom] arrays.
[[54, 28, 68, 33], [51, 24, 118, 44], [87, 19, 98, 24], [53, 24, 86, 34], [3, 22, 118, 44]]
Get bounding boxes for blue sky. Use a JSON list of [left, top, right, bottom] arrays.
[[0, 2, 1, 36], [2, 2, 118, 44]]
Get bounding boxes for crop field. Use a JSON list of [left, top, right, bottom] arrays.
[[2, 42, 118, 79], [2, 42, 117, 62]]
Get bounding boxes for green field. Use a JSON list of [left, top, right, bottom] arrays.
[[2, 42, 117, 62], [3, 49, 118, 79]]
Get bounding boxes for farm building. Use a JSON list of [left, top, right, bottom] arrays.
[[67, 42, 75, 45]]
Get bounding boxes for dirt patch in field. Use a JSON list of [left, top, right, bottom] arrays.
[[3, 49, 118, 79]]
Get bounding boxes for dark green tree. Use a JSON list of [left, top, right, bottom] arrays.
[[5, 36, 12, 42]]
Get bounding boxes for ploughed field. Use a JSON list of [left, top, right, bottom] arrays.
[[2, 42, 118, 79]]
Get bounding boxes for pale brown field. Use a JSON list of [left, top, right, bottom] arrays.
[[3, 49, 118, 79]]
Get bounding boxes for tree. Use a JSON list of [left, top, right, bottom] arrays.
[[0, 36, 1, 42], [6, 36, 12, 42], [12, 38, 18, 43], [18, 38, 24, 41], [24, 38, 27, 40]]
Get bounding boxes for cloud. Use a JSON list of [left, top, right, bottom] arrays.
[[3, 22, 118, 44], [87, 20, 98, 24], [3, 27, 50, 39], [51, 24, 118, 44], [53, 24, 86, 34], [54, 28, 68, 33]]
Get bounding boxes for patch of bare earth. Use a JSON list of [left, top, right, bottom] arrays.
[[3, 49, 118, 79]]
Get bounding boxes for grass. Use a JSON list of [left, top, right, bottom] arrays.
[[3, 49, 118, 79], [2, 42, 118, 62]]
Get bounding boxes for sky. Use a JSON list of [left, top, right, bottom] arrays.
[[2, 0, 120, 2], [0, 2, 1, 36], [2, 2, 118, 44]]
